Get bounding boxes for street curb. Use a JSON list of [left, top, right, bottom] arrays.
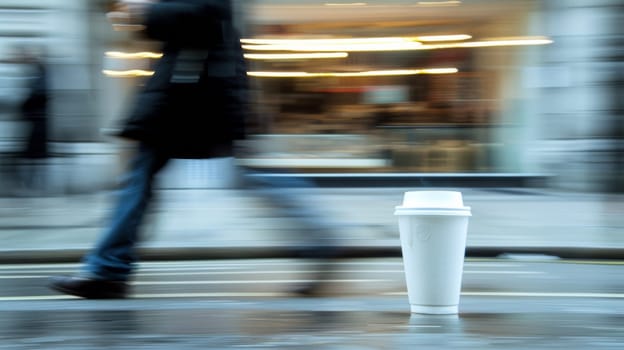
[[0, 246, 623, 264]]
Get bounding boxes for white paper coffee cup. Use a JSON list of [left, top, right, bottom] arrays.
[[395, 191, 471, 314]]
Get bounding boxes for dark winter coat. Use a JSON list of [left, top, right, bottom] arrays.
[[117, 0, 248, 159]]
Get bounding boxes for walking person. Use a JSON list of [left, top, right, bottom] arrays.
[[13, 45, 50, 194], [49, 0, 337, 299]]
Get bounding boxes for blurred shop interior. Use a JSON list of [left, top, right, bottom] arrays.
[[100, 0, 551, 174], [234, 0, 552, 174]]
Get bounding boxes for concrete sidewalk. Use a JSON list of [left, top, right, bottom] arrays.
[[1, 187, 623, 263]]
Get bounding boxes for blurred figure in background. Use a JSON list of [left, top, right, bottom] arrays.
[[14, 44, 50, 195], [49, 0, 336, 299]]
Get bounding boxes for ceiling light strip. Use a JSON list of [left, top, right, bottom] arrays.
[[242, 37, 553, 52], [242, 42, 423, 52], [247, 68, 458, 78], [241, 37, 420, 46], [416, 34, 472, 42], [415, 1, 461, 6], [324, 2, 368, 6], [244, 52, 348, 60], [105, 51, 163, 59], [102, 69, 154, 77]]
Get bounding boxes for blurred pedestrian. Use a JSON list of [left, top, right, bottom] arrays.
[[49, 0, 337, 299], [15, 45, 50, 194]]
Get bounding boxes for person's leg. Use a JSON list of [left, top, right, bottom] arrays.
[[237, 166, 339, 295], [49, 144, 169, 298], [240, 167, 338, 249], [81, 143, 169, 281]]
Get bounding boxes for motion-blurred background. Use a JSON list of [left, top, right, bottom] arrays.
[[0, 0, 622, 194]]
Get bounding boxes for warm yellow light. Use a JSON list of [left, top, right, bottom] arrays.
[[241, 37, 420, 46], [476, 37, 554, 46], [416, 1, 461, 6], [243, 36, 552, 52], [105, 51, 163, 59], [244, 52, 349, 60], [102, 69, 154, 77], [241, 34, 472, 46], [324, 2, 367, 6], [416, 34, 472, 42], [243, 42, 423, 52], [420, 37, 554, 49], [102, 67, 458, 78], [247, 71, 311, 78], [247, 68, 457, 78], [418, 68, 460, 74]]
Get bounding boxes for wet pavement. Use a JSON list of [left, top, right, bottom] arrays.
[[3, 306, 624, 349], [1, 258, 623, 349]]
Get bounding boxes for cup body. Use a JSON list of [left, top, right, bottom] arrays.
[[395, 191, 471, 314]]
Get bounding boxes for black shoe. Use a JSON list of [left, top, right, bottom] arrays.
[[48, 276, 128, 299], [289, 260, 335, 297], [290, 281, 327, 297]]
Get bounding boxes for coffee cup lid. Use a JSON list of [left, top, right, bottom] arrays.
[[402, 191, 465, 208]]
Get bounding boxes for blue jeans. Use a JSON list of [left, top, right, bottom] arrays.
[[82, 144, 169, 280], [82, 144, 337, 281]]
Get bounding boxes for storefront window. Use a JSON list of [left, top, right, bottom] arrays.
[[242, 0, 550, 173]]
